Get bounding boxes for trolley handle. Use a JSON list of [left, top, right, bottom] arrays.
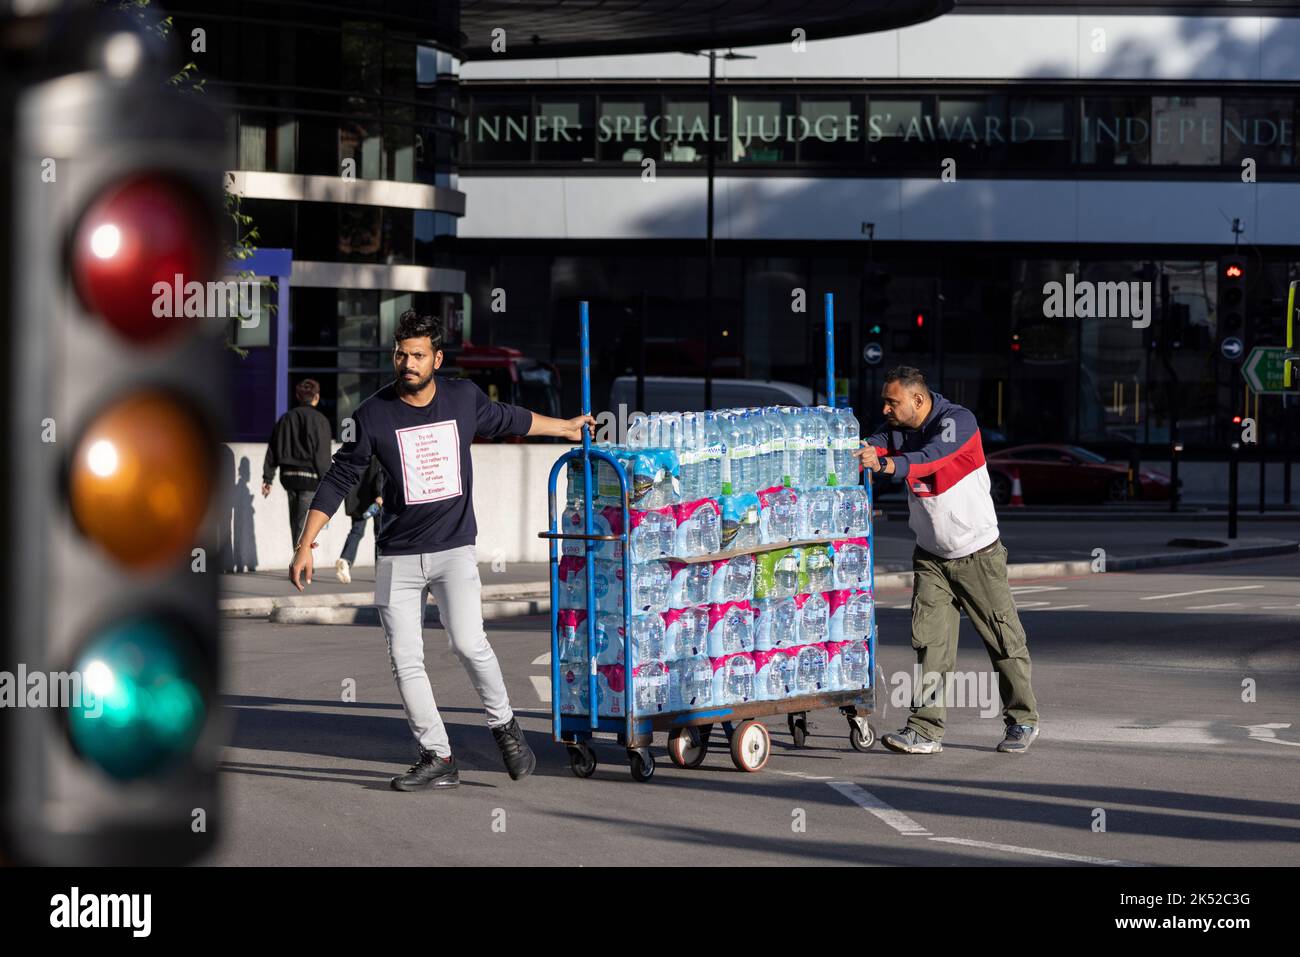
[[537, 531, 622, 542]]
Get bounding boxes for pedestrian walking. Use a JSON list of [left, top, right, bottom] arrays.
[[853, 366, 1040, 754], [336, 455, 386, 584], [289, 310, 595, 790], [262, 378, 333, 550]]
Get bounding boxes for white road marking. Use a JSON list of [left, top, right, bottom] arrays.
[[772, 769, 837, 782], [532, 652, 551, 665], [1260, 604, 1300, 610], [1042, 603, 1089, 611], [529, 676, 551, 703], [1241, 723, 1300, 748], [1140, 585, 1263, 601], [1013, 601, 1051, 608], [826, 782, 933, 836], [826, 783, 1134, 866], [892, 604, 912, 610], [927, 836, 1132, 867], [1185, 602, 1243, 610], [1009, 586, 1069, 594]]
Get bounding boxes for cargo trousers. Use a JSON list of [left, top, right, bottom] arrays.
[[906, 538, 1039, 741], [374, 544, 514, 758]]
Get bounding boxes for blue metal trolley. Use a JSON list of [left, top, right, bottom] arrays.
[[539, 296, 877, 781]]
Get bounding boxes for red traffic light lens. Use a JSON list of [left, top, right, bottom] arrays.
[[1224, 264, 1244, 279], [71, 175, 218, 344]]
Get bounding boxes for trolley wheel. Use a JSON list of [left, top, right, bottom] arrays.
[[667, 727, 709, 769], [628, 748, 655, 782], [788, 713, 809, 749], [568, 743, 597, 778], [848, 718, 875, 752], [730, 720, 772, 773]]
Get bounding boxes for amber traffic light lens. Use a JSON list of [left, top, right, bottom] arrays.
[[69, 392, 214, 568]]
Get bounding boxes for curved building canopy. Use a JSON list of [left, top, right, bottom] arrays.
[[457, 0, 953, 59]]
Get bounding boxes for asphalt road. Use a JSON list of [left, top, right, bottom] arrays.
[[209, 554, 1299, 867]]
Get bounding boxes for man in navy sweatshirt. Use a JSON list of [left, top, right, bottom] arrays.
[[854, 366, 1040, 756], [291, 310, 594, 791]]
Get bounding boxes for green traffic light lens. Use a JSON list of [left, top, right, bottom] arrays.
[[66, 616, 210, 781]]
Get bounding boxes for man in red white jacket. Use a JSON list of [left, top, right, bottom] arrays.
[[854, 366, 1040, 754]]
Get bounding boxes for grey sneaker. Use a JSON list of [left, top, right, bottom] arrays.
[[997, 724, 1039, 753], [881, 727, 943, 754]]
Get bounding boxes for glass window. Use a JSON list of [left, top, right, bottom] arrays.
[[866, 96, 935, 167], [1075, 261, 1148, 445], [661, 97, 715, 164], [1011, 259, 1081, 444], [1004, 97, 1071, 168], [597, 97, 659, 163], [536, 96, 595, 162], [798, 96, 864, 164], [338, 205, 383, 259], [936, 96, 1005, 167], [731, 95, 795, 163], [1151, 96, 1221, 166], [467, 96, 532, 162], [1079, 97, 1151, 166], [1222, 97, 1296, 168]]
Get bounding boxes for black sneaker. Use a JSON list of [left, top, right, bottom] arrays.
[[491, 717, 536, 781], [390, 749, 460, 791]]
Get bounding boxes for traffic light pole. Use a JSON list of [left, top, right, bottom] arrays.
[[1228, 440, 1240, 540]]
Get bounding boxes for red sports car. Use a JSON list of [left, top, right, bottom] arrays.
[[985, 444, 1174, 505]]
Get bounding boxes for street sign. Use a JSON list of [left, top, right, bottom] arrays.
[[1243, 346, 1289, 394], [863, 341, 883, 366], [1220, 337, 1244, 361]]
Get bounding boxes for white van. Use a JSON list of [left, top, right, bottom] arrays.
[[608, 376, 826, 414]]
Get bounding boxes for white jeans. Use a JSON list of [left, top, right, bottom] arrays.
[[374, 545, 513, 757]]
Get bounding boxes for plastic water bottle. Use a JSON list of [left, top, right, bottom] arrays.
[[845, 590, 874, 640], [800, 593, 829, 645], [803, 408, 829, 488], [841, 639, 869, 689], [660, 412, 682, 492], [780, 407, 803, 488], [795, 644, 828, 693], [761, 407, 782, 489], [771, 597, 799, 647], [801, 487, 837, 537], [722, 654, 756, 703], [826, 406, 850, 486], [631, 561, 670, 613], [718, 412, 741, 496], [747, 411, 768, 492], [705, 411, 724, 499], [805, 547, 835, 593], [633, 660, 670, 713], [677, 412, 698, 500], [675, 654, 713, 710], [836, 407, 861, 487], [627, 413, 649, 449], [630, 613, 667, 665]]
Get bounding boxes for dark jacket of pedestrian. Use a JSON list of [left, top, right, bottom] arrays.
[[263, 399, 333, 492]]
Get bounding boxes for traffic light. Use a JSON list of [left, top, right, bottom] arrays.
[[1219, 256, 1247, 336], [863, 263, 892, 317], [1, 13, 227, 864]]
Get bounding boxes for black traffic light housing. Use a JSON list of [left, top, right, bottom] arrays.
[[1, 12, 229, 865], [1219, 255, 1247, 337]]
